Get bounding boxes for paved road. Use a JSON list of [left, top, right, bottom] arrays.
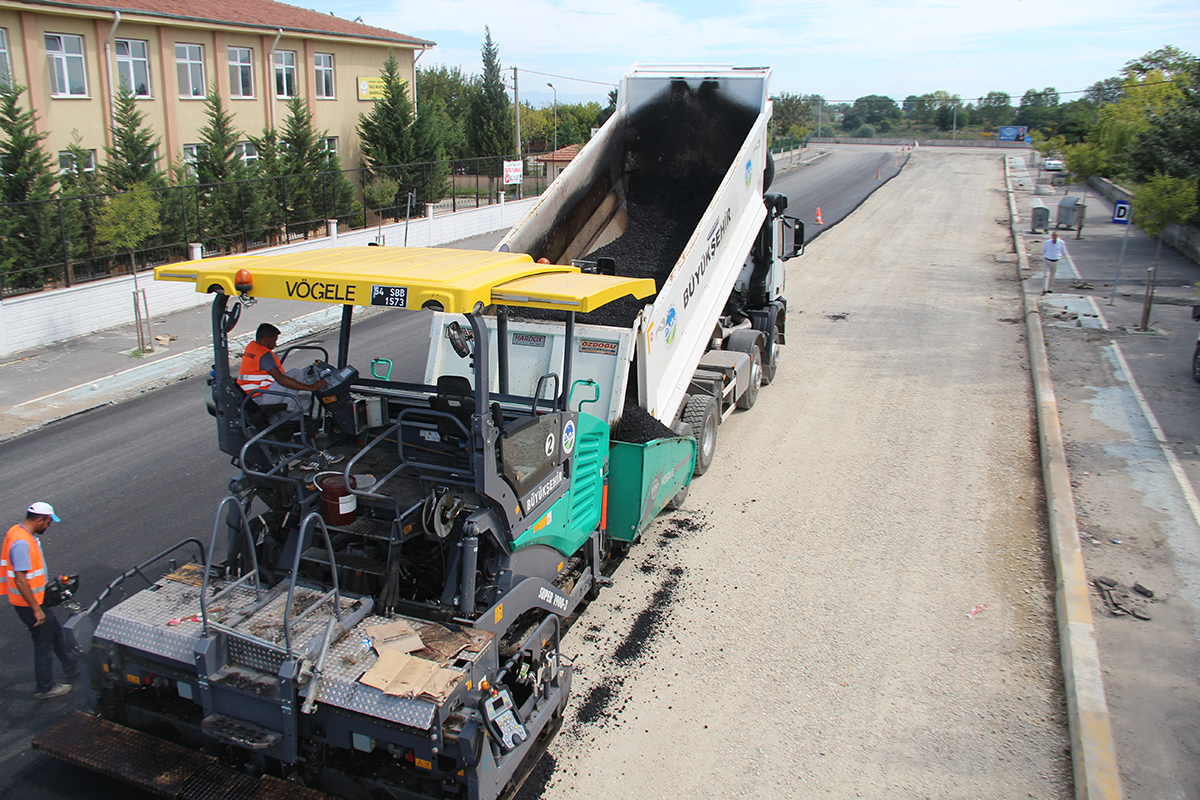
[[0, 144, 909, 800]]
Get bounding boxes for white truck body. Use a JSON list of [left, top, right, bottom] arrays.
[[428, 64, 799, 433]]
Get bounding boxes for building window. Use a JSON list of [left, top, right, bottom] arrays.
[[236, 141, 259, 167], [314, 53, 334, 98], [115, 39, 151, 97], [0, 29, 12, 89], [321, 137, 338, 156], [46, 33, 88, 97], [176, 43, 204, 98], [182, 143, 201, 177], [58, 149, 96, 173], [274, 50, 297, 98], [229, 47, 254, 98]]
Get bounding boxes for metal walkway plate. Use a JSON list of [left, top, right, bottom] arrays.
[[32, 711, 330, 800]]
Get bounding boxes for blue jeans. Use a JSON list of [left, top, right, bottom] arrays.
[[13, 604, 79, 694]]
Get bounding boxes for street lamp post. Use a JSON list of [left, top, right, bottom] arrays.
[[547, 82, 558, 153]]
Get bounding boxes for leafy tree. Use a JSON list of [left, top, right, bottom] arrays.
[[417, 63, 471, 159], [105, 87, 163, 191], [934, 100, 962, 132], [598, 87, 618, 127], [840, 110, 861, 132], [853, 124, 875, 139], [466, 28, 512, 161], [903, 94, 935, 125], [1090, 69, 1184, 178], [977, 91, 1014, 127], [97, 182, 162, 286], [1123, 46, 1197, 82], [851, 94, 900, 126], [1130, 64, 1200, 224], [97, 182, 162, 350], [1016, 87, 1060, 132], [364, 173, 399, 237], [0, 84, 60, 289], [1057, 99, 1099, 143], [1086, 78, 1124, 105], [1133, 172, 1197, 328]]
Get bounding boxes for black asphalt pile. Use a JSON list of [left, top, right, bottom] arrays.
[[510, 79, 757, 330], [613, 401, 676, 444]]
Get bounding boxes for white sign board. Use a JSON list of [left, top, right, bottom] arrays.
[[503, 160, 523, 185]]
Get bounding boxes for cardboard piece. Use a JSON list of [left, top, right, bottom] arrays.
[[365, 620, 424, 655]]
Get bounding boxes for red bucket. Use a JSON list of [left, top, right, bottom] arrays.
[[315, 472, 357, 525]]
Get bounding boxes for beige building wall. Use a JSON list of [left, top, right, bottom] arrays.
[[0, 2, 422, 178]]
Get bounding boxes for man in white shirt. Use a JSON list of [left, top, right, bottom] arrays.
[[1042, 231, 1067, 293]]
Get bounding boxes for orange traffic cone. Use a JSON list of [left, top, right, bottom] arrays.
[[815, 207, 823, 225], [876, 168, 881, 180], [894, 157, 898, 166]]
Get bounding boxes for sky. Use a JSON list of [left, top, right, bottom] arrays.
[[310, 0, 1200, 108]]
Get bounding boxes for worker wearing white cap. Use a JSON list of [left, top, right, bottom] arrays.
[[2, 502, 79, 699]]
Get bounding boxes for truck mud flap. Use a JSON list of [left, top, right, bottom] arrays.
[[33, 711, 331, 800], [606, 438, 696, 542]]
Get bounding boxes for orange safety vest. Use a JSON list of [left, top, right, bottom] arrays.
[[237, 340, 275, 397], [2, 524, 46, 607]]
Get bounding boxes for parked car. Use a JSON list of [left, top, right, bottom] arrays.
[[1044, 158, 1064, 171]]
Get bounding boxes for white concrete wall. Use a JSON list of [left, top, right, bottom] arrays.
[[0, 196, 537, 358]]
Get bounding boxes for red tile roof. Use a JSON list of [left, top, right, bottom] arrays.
[[537, 145, 580, 163], [21, 0, 434, 47]]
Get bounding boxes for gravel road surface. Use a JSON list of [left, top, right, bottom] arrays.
[[519, 149, 1072, 799]]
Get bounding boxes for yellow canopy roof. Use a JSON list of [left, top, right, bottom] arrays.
[[155, 247, 656, 314]]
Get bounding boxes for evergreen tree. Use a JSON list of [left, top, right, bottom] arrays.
[[247, 126, 286, 243], [418, 64, 470, 159], [358, 51, 415, 170], [194, 90, 250, 251], [58, 133, 106, 267], [0, 84, 61, 289], [105, 87, 164, 191], [466, 28, 512, 162], [280, 95, 324, 235]]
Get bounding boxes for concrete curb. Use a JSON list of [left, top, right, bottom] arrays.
[[1005, 158, 1124, 800], [0, 304, 363, 443]]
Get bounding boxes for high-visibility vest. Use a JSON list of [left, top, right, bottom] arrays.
[[237, 341, 275, 396], [2, 524, 46, 607]]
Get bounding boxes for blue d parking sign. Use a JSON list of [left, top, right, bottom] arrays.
[[1112, 201, 1131, 224]]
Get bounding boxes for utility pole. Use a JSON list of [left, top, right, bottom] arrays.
[[512, 67, 521, 158], [547, 82, 558, 153]]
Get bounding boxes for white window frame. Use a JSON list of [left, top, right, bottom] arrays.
[[235, 141, 259, 167], [115, 38, 152, 98], [274, 49, 297, 98], [314, 53, 334, 99], [58, 149, 96, 174], [181, 143, 200, 176], [321, 136, 338, 156], [175, 43, 205, 98], [46, 33, 88, 97], [0, 29, 12, 90], [229, 47, 254, 99]]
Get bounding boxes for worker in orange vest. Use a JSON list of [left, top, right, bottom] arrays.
[[238, 323, 329, 419], [2, 502, 78, 699]]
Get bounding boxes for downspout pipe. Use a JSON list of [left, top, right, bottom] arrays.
[[268, 27, 282, 129], [412, 47, 426, 120], [104, 11, 121, 143]]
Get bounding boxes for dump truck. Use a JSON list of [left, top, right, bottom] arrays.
[[34, 64, 801, 800]]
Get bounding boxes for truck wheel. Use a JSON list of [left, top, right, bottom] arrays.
[[736, 345, 762, 410], [665, 423, 692, 510], [761, 321, 782, 385], [682, 395, 719, 476], [1193, 343, 1200, 383]]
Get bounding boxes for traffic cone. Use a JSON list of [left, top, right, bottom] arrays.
[[876, 168, 881, 179], [815, 207, 823, 225]]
